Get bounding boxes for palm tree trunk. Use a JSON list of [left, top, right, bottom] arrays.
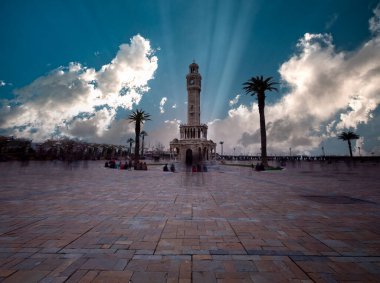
[[348, 140, 353, 157], [134, 123, 140, 164], [258, 93, 268, 167]]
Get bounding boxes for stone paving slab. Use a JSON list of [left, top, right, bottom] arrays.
[[0, 160, 380, 282]]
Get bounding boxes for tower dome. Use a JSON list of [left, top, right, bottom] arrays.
[[189, 61, 199, 73]]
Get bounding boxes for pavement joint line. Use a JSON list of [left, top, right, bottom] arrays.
[[57, 221, 102, 253], [288, 255, 316, 282], [301, 228, 342, 256], [1, 217, 48, 237], [153, 218, 168, 255]]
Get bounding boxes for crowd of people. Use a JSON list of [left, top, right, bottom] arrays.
[[105, 160, 211, 173], [104, 159, 148, 170]]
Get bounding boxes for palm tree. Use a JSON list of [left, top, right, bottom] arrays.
[[140, 131, 148, 157], [243, 76, 278, 167], [128, 109, 151, 164], [127, 138, 134, 156], [338, 131, 359, 157]]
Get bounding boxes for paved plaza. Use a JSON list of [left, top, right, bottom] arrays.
[[0, 160, 380, 282]]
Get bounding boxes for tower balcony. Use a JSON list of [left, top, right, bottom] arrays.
[[179, 124, 208, 140]]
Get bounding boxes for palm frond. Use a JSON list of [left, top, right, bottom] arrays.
[[242, 76, 278, 96], [338, 131, 360, 141]]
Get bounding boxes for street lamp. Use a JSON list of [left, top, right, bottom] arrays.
[[140, 131, 148, 157], [358, 146, 361, 156], [127, 138, 134, 156], [219, 141, 224, 156], [289, 147, 292, 157]]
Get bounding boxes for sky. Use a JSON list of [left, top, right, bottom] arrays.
[[0, 0, 380, 156]]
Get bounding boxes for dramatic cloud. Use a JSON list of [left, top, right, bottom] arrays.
[[209, 10, 380, 155], [159, 97, 167, 114], [0, 35, 157, 142]]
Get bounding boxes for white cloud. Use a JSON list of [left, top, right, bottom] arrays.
[[159, 97, 167, 113], [353, 137, 367, 156], [369, 3, 380, 34], [325, 13, 339, 30], [208, 9, 380, 155], [229, 94, 241, 106], [149, 119, 180, 149], [0, 34, 158, 143], [0, 80, 11, 87], [172, 104, 177, 109]]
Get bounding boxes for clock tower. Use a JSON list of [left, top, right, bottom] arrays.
[[186, 61, 202, 125], [170, 61, 216, 166]]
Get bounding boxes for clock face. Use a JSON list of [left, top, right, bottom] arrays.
[[190, 79, 194, 85]]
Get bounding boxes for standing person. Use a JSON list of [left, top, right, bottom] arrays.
[[197, 164, 202, 172], [128, 159, 133, 171], [170, 163, 175, 172]]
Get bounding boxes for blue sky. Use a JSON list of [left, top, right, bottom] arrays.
[[1, 0, 380, 155]]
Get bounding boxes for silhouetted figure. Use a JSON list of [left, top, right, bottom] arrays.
[[203, 165, 208, 172], [128, 160, 133, 170], [197, 164, 202, 172], [255, 163, 265, 171], [105, 161, 109, 167], [192, 166, 197, 172], [170, 163, 175, 172], [143, 162, 148, 170], [163, 164, 169, 171]]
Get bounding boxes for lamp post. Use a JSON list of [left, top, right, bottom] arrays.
[[140, 131, 148, 157], [219, 141, 224, 157], [322, 146, 325, 157], [233, 147, 236, 159], [289, 147, 292, 157], [358, 146, 361, 156], [127, 138, 134, 157]]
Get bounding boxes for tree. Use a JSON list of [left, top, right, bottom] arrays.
[[338, 131, 359, 157], [140, 131, 148, 157], [128, 109, 151, 164], [127, 138, 134, 156], [243, 76, 278, 167]]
